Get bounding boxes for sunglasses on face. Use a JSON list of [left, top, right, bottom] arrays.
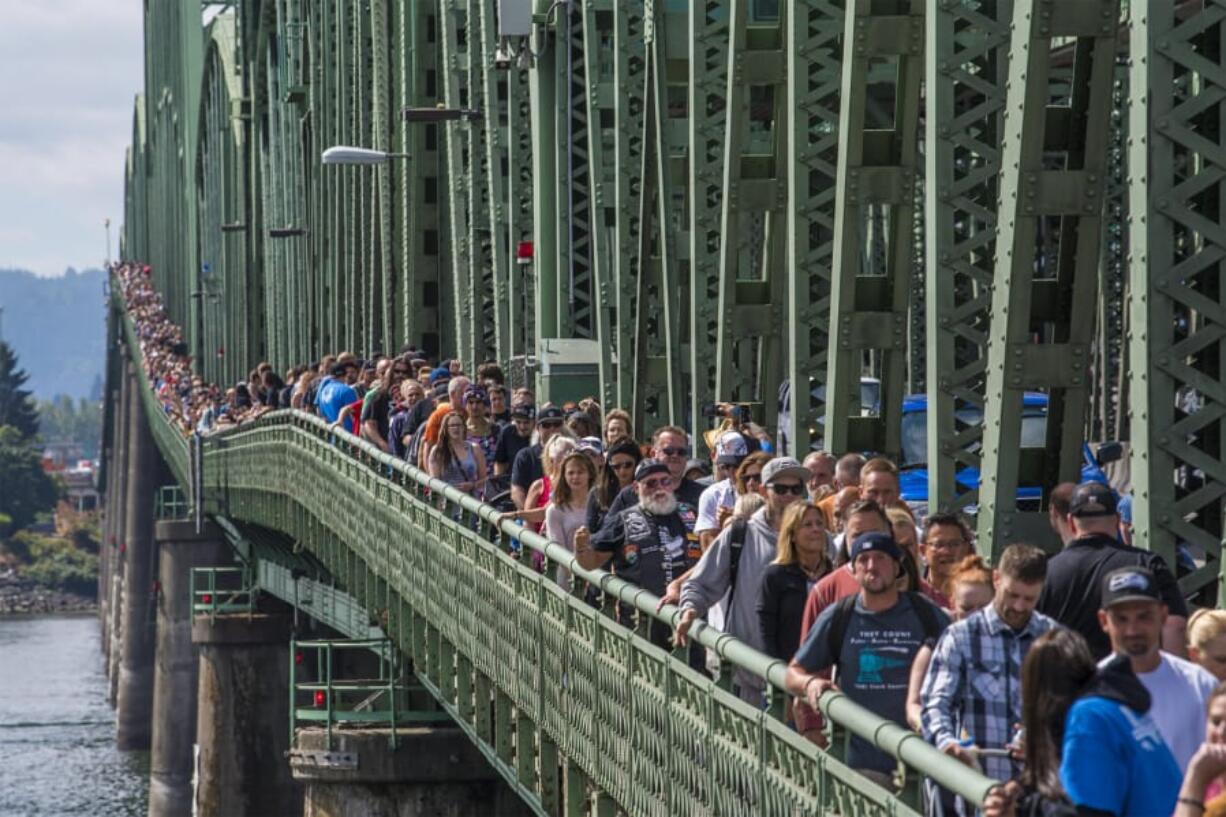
[[610, 460, 636, 471], [659, 446, 688, 457], [539, 420, 563, 429], [744, 472, 763, 484], [769, 482, 805, 495], [641, 477, 672, 491]]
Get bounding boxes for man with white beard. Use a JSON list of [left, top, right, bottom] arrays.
[[589, 458, 704, 667]]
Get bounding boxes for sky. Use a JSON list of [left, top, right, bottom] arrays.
[[0, 2, 145, 277]]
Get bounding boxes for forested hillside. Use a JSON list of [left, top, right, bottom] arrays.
[[0, 268, 106, 400]]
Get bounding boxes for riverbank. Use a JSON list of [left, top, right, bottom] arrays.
[[0, 571, 96, 615]]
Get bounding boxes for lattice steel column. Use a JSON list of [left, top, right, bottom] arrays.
[[395, 0, 442, 357], [584, 0, 646, 409], [824, 0, 924, 460], [977, 0, 1121, 555], [688, 0, 731, 447], [924, 0, 1011, 513], [714, 1, 787, 435], [1129, 0, 1226, 592], [439, 0, 476, 364], [632, 4, 683, 430], [785, 1, 845, 457]]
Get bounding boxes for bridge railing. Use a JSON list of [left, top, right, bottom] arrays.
[[199, 407, 998, 815], [112, 292, 192, 487]]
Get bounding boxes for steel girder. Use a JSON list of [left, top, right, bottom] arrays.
[[585, 0, 647, 410], [784, 2, 845, 458], [977, 0, 1122, 555], [631, 3, 684, 432], [924, 0, 1011, 514], [713, 2, 787, 437], [824, 0, 925, 461], [1129, 0, 1226, 596], [197, 15, 255, 388]]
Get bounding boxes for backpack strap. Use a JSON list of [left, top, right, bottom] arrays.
[[826, 593, 859, 676], [723, 518, 750, 616], [907, 591, 942, 642]]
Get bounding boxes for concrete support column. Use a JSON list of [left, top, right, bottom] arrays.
[[117, 365, 159, 750], [147, 520, 230, 817], [293, 728, 535, 817], [108, 358, 133, 705], [101, 357, 130, 665], [193, 614, 301, 817]]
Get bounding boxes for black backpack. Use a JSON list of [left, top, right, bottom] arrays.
[[724, 518, 750, 615]]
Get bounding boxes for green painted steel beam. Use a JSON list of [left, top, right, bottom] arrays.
[[924, 0, 1011, 514], [784, 1, 844, 458], [824, 0, 924, 461], [977, 0, 1122, 556], [1128, 0, 1226, 595]]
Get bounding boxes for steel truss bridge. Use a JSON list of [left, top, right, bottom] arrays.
[[107, 0, 1226, 811]]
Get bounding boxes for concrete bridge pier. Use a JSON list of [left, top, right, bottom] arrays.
[[117, 363, 161, 750], [147, 520, 230, 817], [292, 728, 535, 817], [103, 354, 132, 697], [193, 612, 302, 817]]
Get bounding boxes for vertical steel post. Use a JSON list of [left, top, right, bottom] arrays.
[[977, 0, 1122, 556]]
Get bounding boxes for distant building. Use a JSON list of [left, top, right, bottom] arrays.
[[41, 442, 99, 511]]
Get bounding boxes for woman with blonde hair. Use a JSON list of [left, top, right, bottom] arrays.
[[1190, 609, 1226, 682], [757, 500, 831, 662]]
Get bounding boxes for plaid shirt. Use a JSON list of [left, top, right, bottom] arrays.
[[920, 604, 1056, 781]]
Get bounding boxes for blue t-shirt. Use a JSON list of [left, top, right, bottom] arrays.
[[794, 593, 948, 773], [1060, 695, 1180, 817], [317, 379, 358, 423]]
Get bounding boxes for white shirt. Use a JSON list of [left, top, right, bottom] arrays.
[[695, 478, 737, 533], [1101, 651, 1217, 771]]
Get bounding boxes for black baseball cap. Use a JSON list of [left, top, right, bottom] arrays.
[[850, 531, 903, 564], [1101, 566, 1162, 609], [510, 402, 536, 420], [1069, 481, 1117, 518], [537, 406, 564, 424], [634, 458, 671, 482]]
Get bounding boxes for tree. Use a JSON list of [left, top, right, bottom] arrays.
[[0, 342, 38, 440], [0, 425, 59, 535], [37, 394, 103, 459]]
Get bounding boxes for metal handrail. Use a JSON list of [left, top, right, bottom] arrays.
[[190, 566, 255, 615]]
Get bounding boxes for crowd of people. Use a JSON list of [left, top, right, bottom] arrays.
[[116, 260, 1226, 815]]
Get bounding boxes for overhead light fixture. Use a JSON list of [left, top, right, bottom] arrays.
[[321, 146, 408, 166]]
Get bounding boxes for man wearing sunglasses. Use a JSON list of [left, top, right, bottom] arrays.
[[510, 405, 566, 509], [675, 456, 812, 703], [587, 459, 704, 668], [596, 426, 706, 536]]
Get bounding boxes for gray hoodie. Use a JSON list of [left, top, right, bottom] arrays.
[[679, 506, 778, 654]]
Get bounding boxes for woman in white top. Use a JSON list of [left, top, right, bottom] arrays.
[[543, 451, 597, 589]]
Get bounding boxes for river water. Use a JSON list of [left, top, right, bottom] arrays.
[[0, 614, 149, 816]]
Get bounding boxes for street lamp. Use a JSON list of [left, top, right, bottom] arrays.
[[321, 146, 409, 166]]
